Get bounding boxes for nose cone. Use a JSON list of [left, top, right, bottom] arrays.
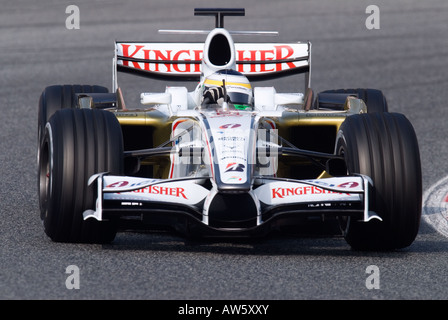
[[205, 114, 254, 192]]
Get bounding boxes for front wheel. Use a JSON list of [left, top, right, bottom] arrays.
[[335, 112, 422, 250], [38, 108, 123, 243]]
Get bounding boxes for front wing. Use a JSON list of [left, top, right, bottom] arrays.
[[83, 174, 381, 236]]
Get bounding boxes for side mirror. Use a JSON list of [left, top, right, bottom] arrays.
[[78, 95, 93, 108]]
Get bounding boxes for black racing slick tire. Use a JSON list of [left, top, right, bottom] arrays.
[[335, 112, 422, 250], [37, 84, 108, 148], [38, 108, 123, 243], [320, 88, 388, 113]]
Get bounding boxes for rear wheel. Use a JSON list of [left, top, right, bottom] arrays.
[[39, 108, 123, 243], [335, 112, 421, 250], [37, 84, 108, 148]]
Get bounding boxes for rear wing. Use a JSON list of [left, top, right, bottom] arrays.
[[113, 41, 311, 91]]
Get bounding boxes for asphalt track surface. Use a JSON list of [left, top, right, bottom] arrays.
[[1, 0, 448, 300]]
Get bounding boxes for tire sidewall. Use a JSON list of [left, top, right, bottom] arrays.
[[41, 108, 123, 243]]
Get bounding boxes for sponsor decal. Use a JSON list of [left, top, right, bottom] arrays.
[[272, 186, 350, 199], [117, 43, 303, 74], [133, 185, 188, 199], [220, 155, 246, 162], [237, 45, 297, 72], [208, 112, 243, 118], [225, 163, 245, 172], [106, 181, 187, 199], [121, 202, 143, 206], [219, 123, 241, 129], [338, 182, 359, 188], [217, 136, 245, 142], [226, 176, 243, 182], [120, 44, 202, 72], [107, 181, 129, 188]]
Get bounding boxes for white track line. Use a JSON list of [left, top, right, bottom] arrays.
[[422, 175, 448, 238]]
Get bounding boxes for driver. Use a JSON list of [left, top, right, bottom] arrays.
[[201, 69, 253, 110]]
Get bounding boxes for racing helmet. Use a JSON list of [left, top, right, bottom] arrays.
[[203, 69, 253, 110]]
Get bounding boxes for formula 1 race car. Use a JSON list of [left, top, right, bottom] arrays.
[[37, 8, 422, 250]]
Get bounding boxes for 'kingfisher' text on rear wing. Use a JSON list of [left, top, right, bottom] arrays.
[[113, 41, 311, 88]]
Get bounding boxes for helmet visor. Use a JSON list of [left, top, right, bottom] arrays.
[[228, 92, 251, 105]]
